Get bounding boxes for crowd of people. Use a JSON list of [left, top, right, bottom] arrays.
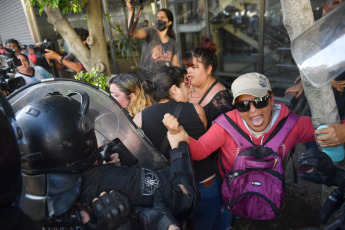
[[1, 1, 345, 229], [0, 27, 89, 89]]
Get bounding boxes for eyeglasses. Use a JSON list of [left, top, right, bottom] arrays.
[[235, 94, 271, 112]]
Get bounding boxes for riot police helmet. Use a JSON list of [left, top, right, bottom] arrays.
[[17, 91, 98, 175]]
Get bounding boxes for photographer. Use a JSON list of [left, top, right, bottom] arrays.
[[15, 53, 53, 85], [6, 39, 21, 55], [43, 28, 88, 73], [0, 49, 26, 95]]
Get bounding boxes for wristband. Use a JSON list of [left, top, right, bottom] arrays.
[[58, 56, 65, 64]]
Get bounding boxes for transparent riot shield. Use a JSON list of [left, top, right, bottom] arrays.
[[291, 3, 345, 87], [7, 78, 168, 169]]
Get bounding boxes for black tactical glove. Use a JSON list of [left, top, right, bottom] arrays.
[[84, 190, 131, 230], [134, 189, 180, 230], [298, 148, 336, 187], [324, 201, 345, 230], [100, 138, 137, 166]]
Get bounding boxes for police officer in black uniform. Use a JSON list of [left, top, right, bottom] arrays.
[[298, 149, 345, 230], [16, 91, 198, 230], [0, 93, 35, 230], [0, 91, 136, 230]]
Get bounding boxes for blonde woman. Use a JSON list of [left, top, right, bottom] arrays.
[[108, 73, 154, 117]]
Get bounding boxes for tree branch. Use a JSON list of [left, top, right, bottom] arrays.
[[44, 5, 92, 71]]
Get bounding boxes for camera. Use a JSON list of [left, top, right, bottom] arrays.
[[130, 0, 146, 6], [33, 39, 55, 58], [0, 48, 25, 95]]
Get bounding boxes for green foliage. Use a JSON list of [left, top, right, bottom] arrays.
[[104, 14, 138, 59], [74, 66, 109, 92], [27, 0, 88, 15]]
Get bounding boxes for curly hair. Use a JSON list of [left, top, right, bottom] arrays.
[[108, 73, 153, 117]]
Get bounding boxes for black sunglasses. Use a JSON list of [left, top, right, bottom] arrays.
[[235, 94, 271, 112]]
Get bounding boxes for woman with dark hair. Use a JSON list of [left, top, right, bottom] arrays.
[[108, 72, 153, 117], [133, 66, 222, 227], [183, 37, 234, 129], [15, 53, 53, 85], [183, 37, 234, 230], [125, 0, 180, 81]]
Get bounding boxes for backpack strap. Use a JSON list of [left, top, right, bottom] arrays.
[[160, 102, 185, 158], [286, 147, 298, 183], [198, 80, 218, 105], [214, 113, 300, 150], [214, 113, 254, 152], [263, 113, 300, 152], [214, 113, 253, 175], [214, 112, 300, 174]]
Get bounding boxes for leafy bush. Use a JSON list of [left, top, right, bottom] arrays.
[[74, 66, 109, 92]]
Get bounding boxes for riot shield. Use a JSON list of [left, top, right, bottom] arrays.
[[291, 3, 345, 87], [7, 78, 168, 169]]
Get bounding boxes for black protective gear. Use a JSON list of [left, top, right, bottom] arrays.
[[298, 148, 337, 187], [17, 91, 98, 175], [100, 138, 138, 167], [0, 206, 36, 230], [17, 91, 98, 223], [319, 185, 345, 224], [88, 190, 131, 230], [324, 201, 345, 230], [35, 207, 86, 229], [81, 141, 198, 223], [134, 189, 179, 230], [167, 141, 199, 219], [20, 173, 82, 221], [0, 92, 23, 207]]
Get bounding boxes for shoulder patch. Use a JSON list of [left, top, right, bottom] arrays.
[[141, 168, 160, 196]]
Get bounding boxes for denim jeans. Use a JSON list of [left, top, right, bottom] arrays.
[[191, 176, 233, 230]]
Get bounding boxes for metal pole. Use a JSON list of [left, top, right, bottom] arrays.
[[161, 0, 167, 9], [204, 0, 210, 37], [102, 0, 119, 74], [258, 0, 265, 73], [21, 0, 41, 43]]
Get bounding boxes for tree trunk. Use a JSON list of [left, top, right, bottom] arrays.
[[44, 5, 92, 71], [85, 0, 111, 76], [280, 0, 339, 129], [280, 0, 341, 205], [44, 1, 111, 76]]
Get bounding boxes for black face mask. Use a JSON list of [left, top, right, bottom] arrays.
[[155, 20, 167, 31]]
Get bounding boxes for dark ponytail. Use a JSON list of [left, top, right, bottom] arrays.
[[143, 66, 187, 102], [159, 9, 176, 39]]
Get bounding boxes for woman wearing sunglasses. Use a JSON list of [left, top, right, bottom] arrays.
[[163, 72, 317, 180]]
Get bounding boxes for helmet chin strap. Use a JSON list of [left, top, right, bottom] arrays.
[[20, 173, 82, 221]]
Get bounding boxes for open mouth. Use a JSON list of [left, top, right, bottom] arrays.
[[251, 116, 264, 127]]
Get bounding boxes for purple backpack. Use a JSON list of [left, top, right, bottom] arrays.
[[214, 113, 299, 220]]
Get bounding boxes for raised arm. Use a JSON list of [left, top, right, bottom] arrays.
[[125, 0, 147, 39]]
